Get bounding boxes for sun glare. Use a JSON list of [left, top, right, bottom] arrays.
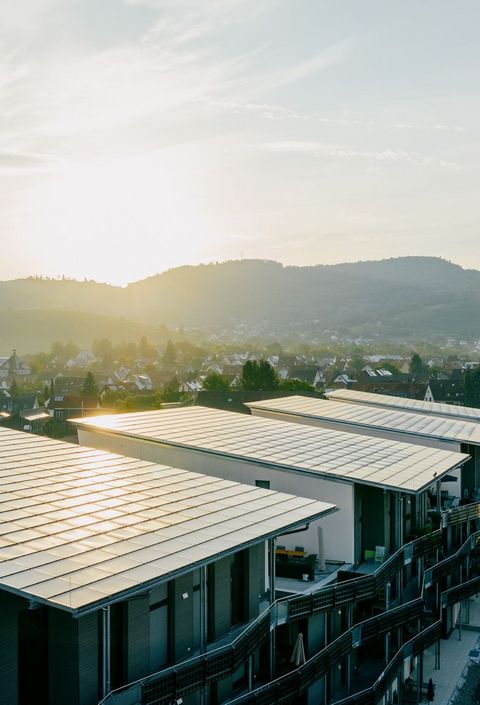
[[36, 153, 210, 284]]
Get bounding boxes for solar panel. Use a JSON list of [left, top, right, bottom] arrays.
[[73, 405, 468, 494], [0, 428, 335, 613], [326, 388, 480, 422], [247, 396, 480, 445]]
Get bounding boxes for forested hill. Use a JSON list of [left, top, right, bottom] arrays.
[[2, 257, 480, 347]]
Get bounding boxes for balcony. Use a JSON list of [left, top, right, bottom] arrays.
[[98, 505, 480, 705]]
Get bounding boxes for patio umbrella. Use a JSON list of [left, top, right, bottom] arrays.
[[318, 526, 326, 572], [290, 632, 306, 667], [427, 677, 435, 702]]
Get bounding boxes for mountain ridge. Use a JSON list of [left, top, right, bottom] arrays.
[[1, 257, 479, 348]]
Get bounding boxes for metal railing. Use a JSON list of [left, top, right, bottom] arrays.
[[99, 531, 443, 705], [443, 499, 480, 527], [98, 505, 480, 705], [228, 531, 480, 705]]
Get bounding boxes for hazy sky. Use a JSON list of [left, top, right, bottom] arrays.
[[1, 0, 479, 284]]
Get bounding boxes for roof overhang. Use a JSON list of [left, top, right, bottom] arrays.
[[1, 502, 338, 617]]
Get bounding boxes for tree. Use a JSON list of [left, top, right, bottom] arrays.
[[280, 378, 315, 393], [465, 369, 480, 408], [9, 379, 19, 397], [409, 352, 426, 376], [139, 336, 156, 360], [116, 341, 138, 365], [240, 359, 279, 391], [162, 376, 181, 402], [28, 352, 50, 374], [92, 338, 114, 360], [81, 371, 98, 396], [162, 340, 176, 368], [50, 341, 64, 359], [350, 356, 365, 374], [64, 339, 79, 360], [203, 373, 231, 391]]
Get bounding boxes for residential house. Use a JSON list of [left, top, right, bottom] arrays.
[[286, 366, 323, 390], [0, 391, 40, 417], [179, 380, 203, 393], [19, 407, 50, 432], [0, 350, 31, 379], [126, 373, 153, 392], [64, 351, 97, 369], [425, 380, 465, 405]]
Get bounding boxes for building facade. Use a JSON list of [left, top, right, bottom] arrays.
[[72, 406, 480, 705], [0, 427, 335, 705]]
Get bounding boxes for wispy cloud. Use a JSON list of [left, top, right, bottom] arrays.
[[264, 40, 354, 92], [261, 141, 461, 168], [227, 39, 354, 101], [0, 148, 63, 175], [214, 99, 467, 136], [393, 122, 465, 133]]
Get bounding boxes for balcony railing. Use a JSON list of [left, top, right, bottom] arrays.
[[98, 505, 478, 705], [229, 531, 478, 705], [443, 499, 480, 527]]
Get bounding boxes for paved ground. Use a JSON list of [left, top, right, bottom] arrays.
[[422, 596, 480, 704], [449, 662, 480, 704]]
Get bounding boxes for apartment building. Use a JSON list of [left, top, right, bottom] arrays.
[[72, 407, 480, 704], [0, 427, 335, 705], [73, 407, 467, 564], [247, 396, 480, 504]]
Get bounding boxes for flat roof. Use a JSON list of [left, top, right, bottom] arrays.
[[73, 406, 468, 494], [326, 389, 480, 423], [0, 428, 335, 615], [247, 395, 480, 446], [21, 410, 50, 422]]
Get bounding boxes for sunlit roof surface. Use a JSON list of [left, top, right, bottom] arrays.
[[0, 428, 335, 614], [326, 388, 480, 423], [73, 406, 468, 494], [247, 395, 480, 445]]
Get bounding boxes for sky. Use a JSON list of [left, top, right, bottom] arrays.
[[1, 0, 479, 284]]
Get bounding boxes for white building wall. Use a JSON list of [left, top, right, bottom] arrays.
[[77, 428, 355, 564]]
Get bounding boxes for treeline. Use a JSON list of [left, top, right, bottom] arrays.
[[0, 310, 173, 354]]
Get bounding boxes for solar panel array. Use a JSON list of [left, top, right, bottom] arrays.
[[0, 428, 334, 613], [326, 388, 480, 423], [247, 395, 480, 445], [73, 405, 468, 493]]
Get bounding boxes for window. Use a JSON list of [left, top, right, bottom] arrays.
[[255, 480, 270, 490]]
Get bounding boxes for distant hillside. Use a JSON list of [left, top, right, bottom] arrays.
[[0, 310, 171, 354], [124, 258, 480, 334], [1, 257, 480, 349]]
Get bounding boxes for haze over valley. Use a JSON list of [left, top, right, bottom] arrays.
[[2, 256, 480, 352]]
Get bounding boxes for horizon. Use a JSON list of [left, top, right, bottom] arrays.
[[0, 253, 475, 287], [2, 1, 480, 284]]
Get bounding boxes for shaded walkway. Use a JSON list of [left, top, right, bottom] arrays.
[[422, 596, 480, 704]]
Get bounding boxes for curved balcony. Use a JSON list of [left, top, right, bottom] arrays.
[[98, 503, 480, 705]]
